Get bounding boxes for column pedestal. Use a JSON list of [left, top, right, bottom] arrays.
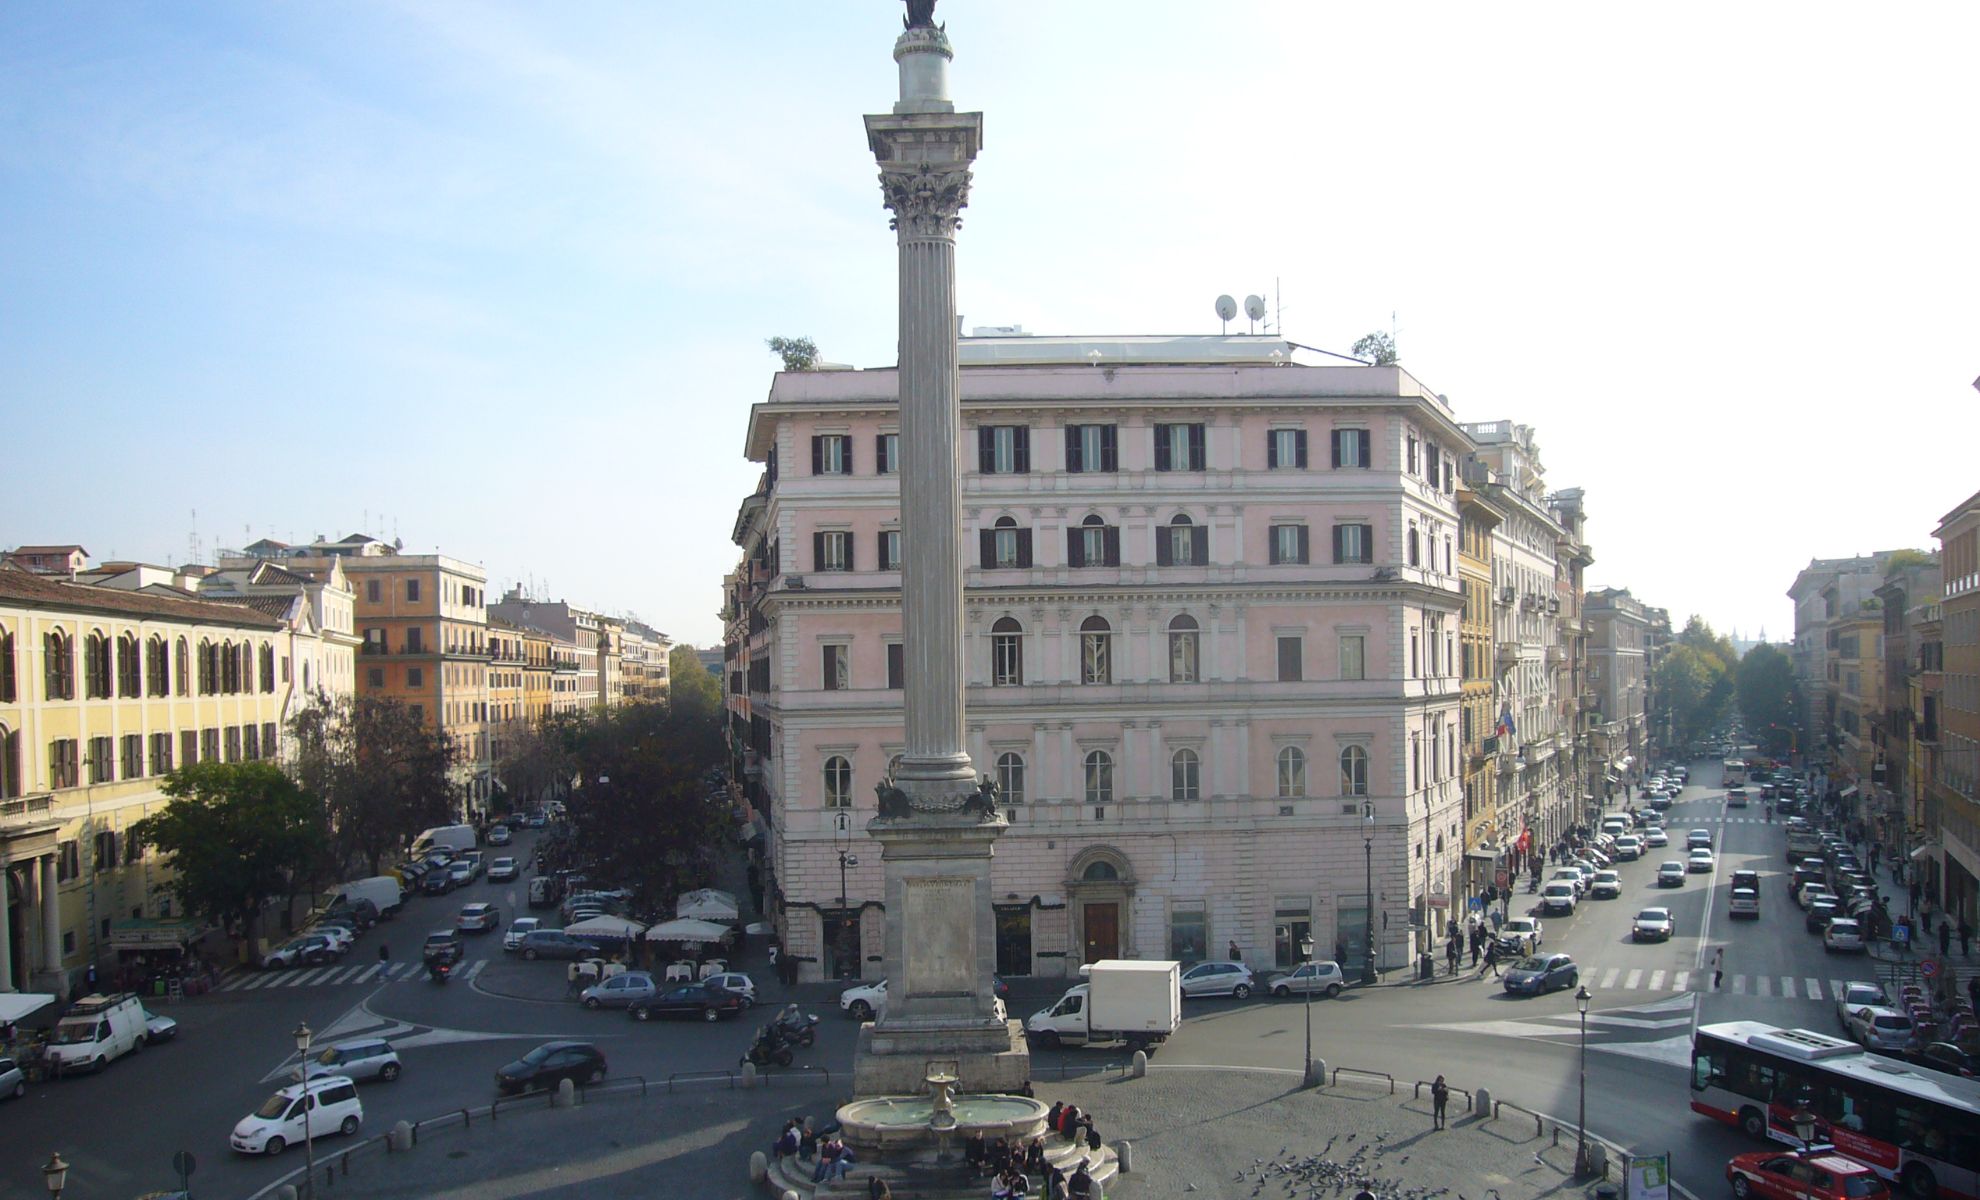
[[33, 855, 65, 1000]]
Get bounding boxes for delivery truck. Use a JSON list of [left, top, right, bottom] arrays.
[[45, 992, 148, 1074], [1025, 959, 1181, 1053], [409, 824, 478, 858]]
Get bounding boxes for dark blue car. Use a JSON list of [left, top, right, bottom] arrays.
[[1502, 953, 1578, 996]]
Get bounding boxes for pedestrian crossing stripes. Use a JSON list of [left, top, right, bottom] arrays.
[[217, 957, 489, 991], [1501, 969, 1865, 1001]]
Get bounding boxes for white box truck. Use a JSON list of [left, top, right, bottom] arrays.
[[1025, 959, 1181, 1053], [334, 876, 405, 918], [45, 992, 148, 1074], [409, 824, 478, 858]]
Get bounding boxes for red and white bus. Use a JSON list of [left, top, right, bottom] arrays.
[[1692, 1021, 1980, 1199]]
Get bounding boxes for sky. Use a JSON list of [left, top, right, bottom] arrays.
[[4, 2, 1977, 648]]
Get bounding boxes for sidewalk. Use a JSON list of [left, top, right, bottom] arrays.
[[255, 1067, 1630, 1200]]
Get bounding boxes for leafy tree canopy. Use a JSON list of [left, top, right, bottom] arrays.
[[1351, 330, 1398, 365], [1736, 643, 1801, 757], [132, 762, 326, 934], [668, 644, 722, 721], [1655, 615, 1737, 751], [560, 702, 727, 918], [766, 335, 819, 372], [289, 695, 458, 876]]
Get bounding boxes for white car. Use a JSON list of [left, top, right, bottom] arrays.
[[503, 917, 542, 951], [487, 856, 520, 882], [1631, 908, 1674, 942], [840, 979, 888, 1021], [1541, 882, 1578, 914], [1495, 917, 1544, 955], [232, 1076, 363, 1156], [703, 971, 757, 1006], [1687, 848, 1715, 873], [1824, 918, 1866, 953], [1843, 1005, 1915, 1051], [1587, 870, 1622, 899], [1686, 829, 1714, 850], [141, 1006, 178, 1044], [1612, 836, 1642, 861], [1643, 827, 1669, 848], [1656, 861, 1687, 887], [304, 925, 356, 953], [1835, 982, 1890, 1029], [456, 902, 501, 933], [1728, 887, 1760, 918], [1179, 961, 1256, 999], [1551, 867, 1589, 896], [1268, 960, 1347, 998]]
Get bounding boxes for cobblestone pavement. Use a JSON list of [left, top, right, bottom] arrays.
[[251, 1067, 1635, 1200]]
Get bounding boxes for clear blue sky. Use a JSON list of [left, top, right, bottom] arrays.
[[5, 2, 1977, 646]]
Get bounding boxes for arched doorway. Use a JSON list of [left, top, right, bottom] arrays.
[[1066, 846, 1134, 964]]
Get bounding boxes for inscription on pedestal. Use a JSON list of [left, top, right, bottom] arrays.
[[902, 876, 974, 996]]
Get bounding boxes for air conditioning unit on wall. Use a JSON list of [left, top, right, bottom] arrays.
[[1499, 587, 1517, 605]]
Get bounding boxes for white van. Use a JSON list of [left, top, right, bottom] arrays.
[[409, 824, 477, 858], [334, 876, 404, 918], [231, 1075, 364, 1155], [45, 993, 148, 1074]]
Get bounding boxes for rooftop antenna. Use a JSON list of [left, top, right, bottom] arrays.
[[1275, 276, 1282, 337], [187, 509, 198, 567], [1244, 294, 1266, 335], [1214, 294, 1237, 334]]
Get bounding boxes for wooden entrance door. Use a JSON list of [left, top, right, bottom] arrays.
[[1083, 902, 1119, 962]]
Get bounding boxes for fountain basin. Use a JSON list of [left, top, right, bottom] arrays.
[[836, 1093, 1049, 1154]]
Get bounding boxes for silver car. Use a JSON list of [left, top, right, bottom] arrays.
[[1178, 961, 1256, 999], [1267, 961, 1346, 999], [305, 1038, 402, 1083], [580, 971, 658, 1010], [1844, 1005, 1915, 1051], [1835, 981, 1889, 1029], [0, 1057, 23, 1100]]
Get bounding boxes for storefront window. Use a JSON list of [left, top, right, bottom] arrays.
[[1168, 902, 1207, 964]]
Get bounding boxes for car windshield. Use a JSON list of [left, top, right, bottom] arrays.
[[314, 1047, 343, 1065], [1636, 910, 1667, 922], [1515, 957, 1549, 971], [1840, 1176, 1882, 1199], [520, 1045, 556, 1065], [425, 934, 454, 946], [1874, 1015, 1912, 1030], [52, 1021, 101, 1045], [255, 1091, 294, 1119], [1504, 920, 1534, 931]]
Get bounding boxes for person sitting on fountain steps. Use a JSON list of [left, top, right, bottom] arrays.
[[1068, 1158, 1095, 1200], [993, 1164, 1031, 1200], [1044, 1102, 1064, 1133], [1024, 1135, 1048, 1174], [965, 1130, 988, 1176]]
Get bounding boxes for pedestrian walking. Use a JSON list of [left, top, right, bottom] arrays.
[[1445, 935, 1461, 977], [1712, 948, 1725, 991], [1431, 1075, 1450, 1130], [1469, 930, 1481, 969], [1941, 919, 1953, 958], [1960, 918, 1972, 958], [378, 942, 390, 968], [1479, 940, 1502, 979], [1228, 939, 1242, 962]]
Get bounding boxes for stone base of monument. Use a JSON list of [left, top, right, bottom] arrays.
[[850, 1018, 1031, 1098], [764, 1123, 1119, 1200]]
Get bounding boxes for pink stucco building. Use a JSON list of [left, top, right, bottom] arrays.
[[728, 335, 1473, 983]]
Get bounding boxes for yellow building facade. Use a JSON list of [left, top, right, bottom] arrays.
[[1458, 482, 1506, 891], [0, 570, 289, 995]]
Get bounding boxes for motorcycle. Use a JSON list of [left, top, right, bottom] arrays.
[[772, 1004, 819, 1048], [742, 1026, 795, 1069], [430, 959, 452, 985]]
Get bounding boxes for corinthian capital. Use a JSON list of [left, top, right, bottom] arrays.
[[880, 161, 972, 238]]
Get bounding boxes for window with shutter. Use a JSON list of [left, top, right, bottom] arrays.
[[886, 642, 904, 689], [1016, 528, 1033, 568], [1191, 524, 1209, 566], [1103, 525, 1121, 567], [978, 427, 996, 473], [1277, 636, 1303, 682]]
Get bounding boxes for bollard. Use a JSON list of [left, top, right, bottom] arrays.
[[554, 1077, 576, 1108], [1114, 1139, 1133, 1173], [1591, 1183, 1621, 1200], [750, 1151, 768, 1183], [1584, 1142, 1609, 1178], [782, 1191, 801, 1200], [1130, 1050, 1147, 1078], [1305, 1057, 1326, 1089], [390, 1120, 413, 1152], [1473, 1085, 1492, 1117], [741, 1061, 759, 1088], [275, 1188, 297, 1200]]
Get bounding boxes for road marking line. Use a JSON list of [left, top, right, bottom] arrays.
[[242, 973, 277, 990], [1732, 975, 1748, 995], [1650, 969, 1667, 990], [1625, 969, 1644, 990], [460, 960, 488, 982], [1673, 970, 1690, 991], [1781, 977, 1797, 998], [290, 968, 329, 986], [1755, 975, 1772, 997], [1805, 977, 1822, 1000], [321, 966, 356, 984], [353, 964, 383, 983], [1600, 968, 1620, 989], [221, 974, 252, 992], [1830, 979, 1847, 1000]]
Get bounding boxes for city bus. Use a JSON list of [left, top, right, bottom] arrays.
[[1723, 758, 1750, 787], [1691, 1021, 1980, 1199]]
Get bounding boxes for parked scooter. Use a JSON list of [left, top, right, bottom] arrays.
[[772, 1004, 819, 1048]]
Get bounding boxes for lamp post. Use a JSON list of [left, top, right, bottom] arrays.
[[1299, 933, 1317, 1086], [41, 1152, 68, 1200], [833, 811, 858, 981], [1790, 1108, 1818, 1155], [294, 1020, 317, 1198], [1363, 799, 1377, 984], [1573, 985, 1591, 1175]]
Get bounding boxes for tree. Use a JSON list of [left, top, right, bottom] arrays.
[[1351, 331, 1397, 365], [1737, 643, 1801, 757], [561, 702, 727, 918], [1654, 616, 1736, 751], [132, 762, 326, 949], [668, 644, 722, 721], [766, 335, 819, 372], [289, 695, 458, 877], [495, 716, 575, 813]]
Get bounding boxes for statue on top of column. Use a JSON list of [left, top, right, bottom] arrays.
[[904, 0, 939, 30]]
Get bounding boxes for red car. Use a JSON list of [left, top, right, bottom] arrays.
[[1727, 1150, 1889, 1200]]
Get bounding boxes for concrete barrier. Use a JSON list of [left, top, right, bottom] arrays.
[[554, 1078, 575, 1108], [1130, 1050, 1147, 1078], [742, 1061, 759, 1089], [390, 1120, 413, 1151], [1305, 1057, 1326, 1089], [1473, 1085, 1492, 1117], [749, 1150, 768, 1182], [1115, 1139, 1133, 1173]]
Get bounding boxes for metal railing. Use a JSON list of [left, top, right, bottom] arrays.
[[1412, 1079, 1472, 1107], [1493, 1098, 1547, 1139], [1329, 1066, 1395, 1093]]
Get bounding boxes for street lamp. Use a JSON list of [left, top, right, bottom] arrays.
[[294, 1020, 317, 1198], [1298, 933, 1317, 1087], [1791, 1108, 1818, 1155], [833, 811, 858, 981], [1573, 985, 1592, 1175], [1363, 799, 1377, 984], [41, 1152, 68, 1200]]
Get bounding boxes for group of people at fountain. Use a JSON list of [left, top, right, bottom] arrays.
[[963, 1102, 1102, 1199]]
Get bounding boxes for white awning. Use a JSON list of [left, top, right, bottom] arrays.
[[1840, 785, 1859, 799], [1910, 842, 1941, 862], [0, 993, 56, 1023]]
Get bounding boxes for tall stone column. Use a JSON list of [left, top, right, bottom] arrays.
[[867, 22, 981, 797], [0, 869, 14, 993]]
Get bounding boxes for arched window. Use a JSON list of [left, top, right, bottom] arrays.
[[1408, 523, 1421, 567], [996, 752, 1025, 804], [990, 515, 1022, 569], [1167, 614, 1199, 683], [1340, 745, 1369, 797], [0, 630, 13, 704], [0, 723, 19, 799], [1277, 746, 1307, 798], [991, 616, 1023, 687], [1080, 616, 1111, 685], [1082, 860, 1119, 882], [83, 631, 111, 698], [823, 756, 853, 808], [116, 633, 140, 697], [145, 635, 167, 697], [44, 630, 74, 700], [1162, 513, 1194, 567], [197, 640, 216, 695], [1171, 748, 1200, 801], [1077, 513, 1110, 567], [174, 638, 190, 696], [1083, 750, 1113, 804]]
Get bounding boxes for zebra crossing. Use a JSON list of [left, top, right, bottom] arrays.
[[1558, 967, 1861, 1001], [218, 958, 489, 991]]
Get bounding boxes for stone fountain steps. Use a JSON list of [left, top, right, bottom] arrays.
[[766, 1134, 1120, 1200]]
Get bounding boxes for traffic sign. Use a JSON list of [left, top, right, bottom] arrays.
[[1494, 870, 1510, 888], [173, 1150, 196, 1178], [1922, 958, 1940, 979]]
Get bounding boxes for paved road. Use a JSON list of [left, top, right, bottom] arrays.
[[6, 759, 1888, 1199]]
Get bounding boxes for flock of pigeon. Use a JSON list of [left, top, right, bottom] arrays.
[[1210, 1131, 1523, 1200]]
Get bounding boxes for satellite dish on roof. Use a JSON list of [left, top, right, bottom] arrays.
[[1214, 294, 1237, 333], [1244, 294, 1266, 333]]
